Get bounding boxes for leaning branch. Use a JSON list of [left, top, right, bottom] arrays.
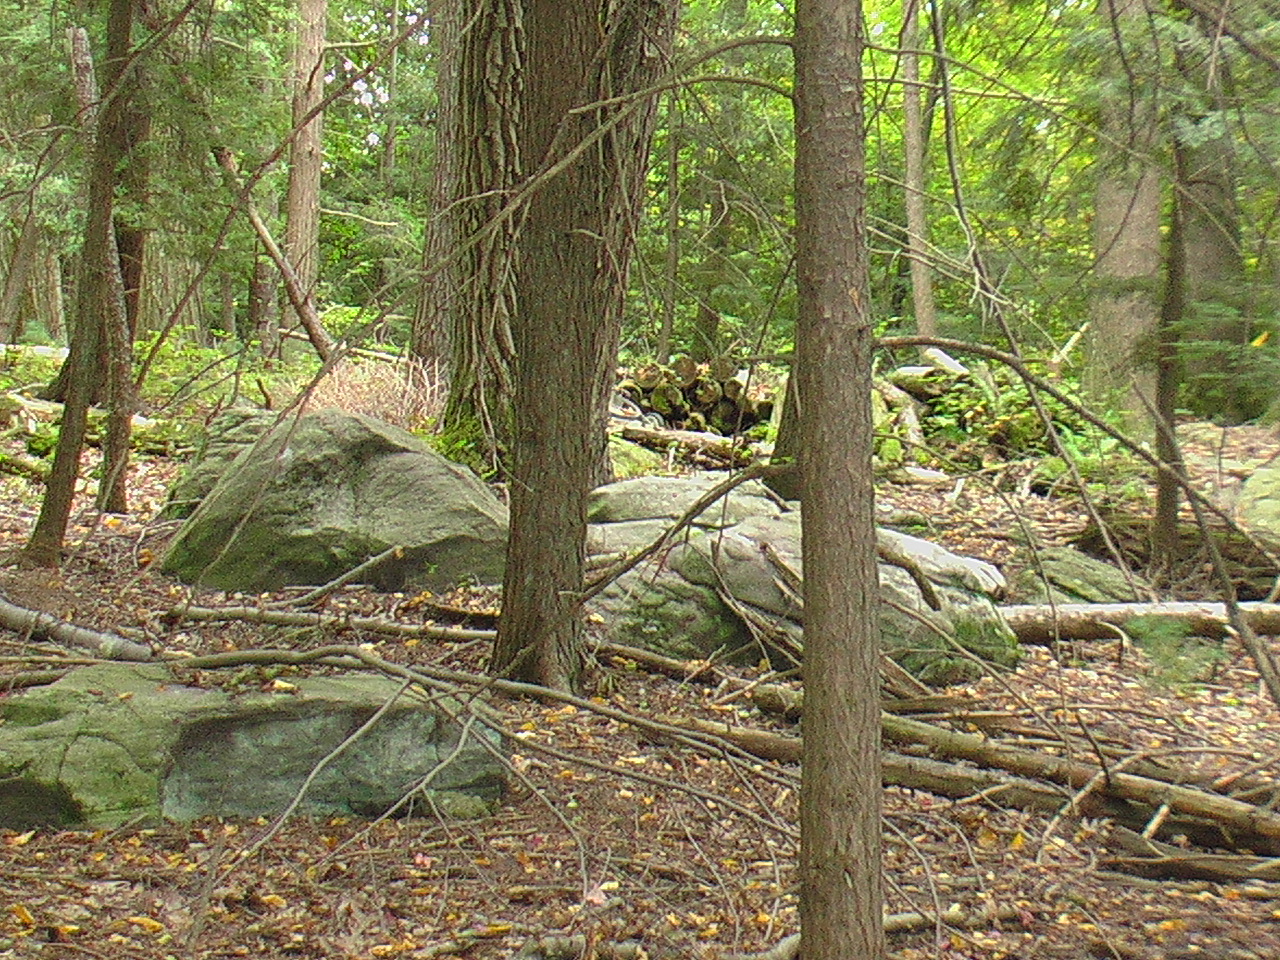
[[0, 595, 153, 661]]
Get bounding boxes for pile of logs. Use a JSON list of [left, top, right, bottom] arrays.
[[618, 356, 774, 437]]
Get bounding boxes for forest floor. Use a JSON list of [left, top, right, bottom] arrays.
[[2, 425, 1280, 959]]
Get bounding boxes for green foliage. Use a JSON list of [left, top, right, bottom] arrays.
[[24, 421, 57, 459], [0, 350, 63, 395], [427, 415, 493, 479], [134, 327, 318, 423], [1176, 316, 1280, 423], [922, 363, 1084, 461], [1127, 615, 1227, 690]]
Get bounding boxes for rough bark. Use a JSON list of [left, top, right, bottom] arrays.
[[283, 0, 327, 342], [492, 0, 678, 691], [420, 0, 523, 468], [794, 0, 885, 956], [1084, 0, 1162, 436]]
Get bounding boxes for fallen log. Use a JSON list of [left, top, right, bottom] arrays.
[[0, 595, 153, 661], [880, 711, 1280, 853], [692, 719, 1152, 823], [689, 714, 1280, 855], [1001, 600, 1280, 644], [618, 424, 752, 467], [1104, 825, 1280, 882]]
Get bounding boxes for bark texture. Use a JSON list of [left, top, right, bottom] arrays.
[[23, 10, 137, 564], [423, 0, 523, 467], [492, 0, 678, 690], [794, 0, 885, 956]]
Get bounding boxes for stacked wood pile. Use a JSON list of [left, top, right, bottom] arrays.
[[618, 356, 775, 437]]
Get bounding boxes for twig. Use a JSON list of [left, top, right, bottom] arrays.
[[265, 544, 406, 608], [167, 603, 495, 642]]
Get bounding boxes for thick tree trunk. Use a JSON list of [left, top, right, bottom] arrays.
[[429, 0, 523, 468], [1084, 0, 1162, 436], [794, 0, 885, 956], [492, 0, 677, 690]]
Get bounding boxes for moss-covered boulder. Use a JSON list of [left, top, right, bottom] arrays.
[[0, 663, 505, 829], [586, 477, 1018, 684], [161, 409, 508, 593]]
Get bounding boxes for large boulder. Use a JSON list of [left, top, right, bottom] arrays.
[[587, 477, 1018, 685], [161, 409, 509, 593], [0, 663, 505, 829], [160, 407, 278, 520]]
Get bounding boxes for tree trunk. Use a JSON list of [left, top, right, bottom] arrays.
[[657, 92, 681, 367], [794, 0, 885, 955], [418, 0, 523, 469], [411, 0, 461, 368], [492, 0, 678, 690], [1151, 149, 1186, 575], [23, 8, 137, 564], [0, 208, 40, 342], [765, 371, 802, 500], [44, 19, 147, 408], [902, 0, 936, 341], [31, 241, 64, 340], [283, 0, 327, 340], [1084, 0, 1162, 436], [247, 198, 281, 355]]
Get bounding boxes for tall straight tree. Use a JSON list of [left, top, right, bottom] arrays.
[[283, 0, 327, 337], [415, 0, 523, 468], [902, 0, 936, 340], [491, 0, 678, 690], [794, 0, 885, 956], [1084, 0, 1161, 434]]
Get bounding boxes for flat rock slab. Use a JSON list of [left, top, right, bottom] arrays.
[[0, 663, 505, 829]]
